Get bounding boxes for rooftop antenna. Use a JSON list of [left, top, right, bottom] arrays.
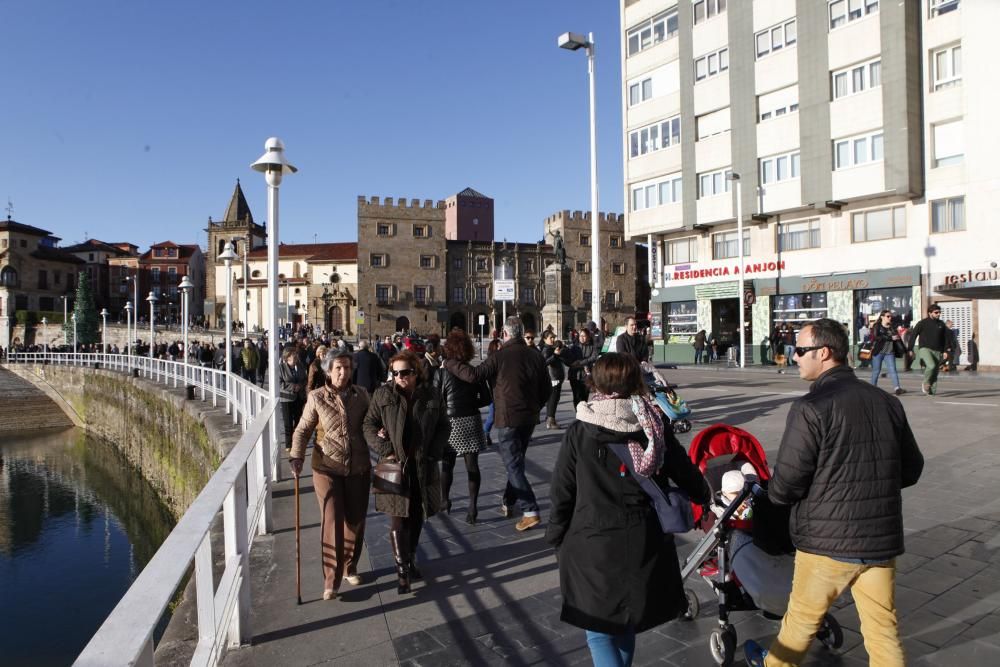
[[5, 198, 12, 220]]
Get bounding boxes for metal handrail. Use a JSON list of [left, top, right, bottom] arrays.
[[7, 352, 277, 666]]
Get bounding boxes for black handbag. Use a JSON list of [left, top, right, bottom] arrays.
[[372, 460, 408, 496], [607, 443, 694, 534]]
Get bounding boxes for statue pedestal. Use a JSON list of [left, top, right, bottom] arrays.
[[541, 264, 575, 338]]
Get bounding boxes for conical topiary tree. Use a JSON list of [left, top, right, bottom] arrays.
[[63, 271, 100, 345]]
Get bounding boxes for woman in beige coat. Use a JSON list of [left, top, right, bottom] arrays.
[[289, 349, 371, 600]]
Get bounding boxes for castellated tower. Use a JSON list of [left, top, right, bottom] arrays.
[[357, 196, 447, 339], [205, 180, 267, 324]]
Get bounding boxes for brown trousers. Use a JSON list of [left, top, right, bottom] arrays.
[[312, 469, 371, 591]]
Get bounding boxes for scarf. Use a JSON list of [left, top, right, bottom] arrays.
[[588, 391, 665, 477]]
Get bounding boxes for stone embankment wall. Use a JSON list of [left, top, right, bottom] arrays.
[[0, 367, 75, 432], [4, 364, 233, 516]]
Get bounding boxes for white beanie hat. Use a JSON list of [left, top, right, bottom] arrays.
[[740, 462, 759, 482], [722, 470, 745, 496]]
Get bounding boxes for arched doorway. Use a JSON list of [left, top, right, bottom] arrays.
[[520, 312, 537, 333], [449, 312, 467, 332], [395, 316, 410, 333], [327, 305, 343, 333]]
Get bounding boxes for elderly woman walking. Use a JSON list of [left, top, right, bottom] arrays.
[[364, 350, 450, 594], [289, 350, 372, 600], [547, 353, 710, 666]]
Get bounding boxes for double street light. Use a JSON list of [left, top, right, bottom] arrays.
[[558, 30, 601, 329], [146, 291, 158, 360], [100, 308, 109, 358], [218, 240, 238, 412], [179, 275, 194, 385]]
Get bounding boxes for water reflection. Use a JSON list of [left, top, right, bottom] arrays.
[[0, 428, 175, 666]]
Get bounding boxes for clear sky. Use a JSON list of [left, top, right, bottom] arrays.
[[2, 1, 625, 251]]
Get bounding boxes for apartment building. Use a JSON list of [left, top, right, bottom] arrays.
[[620, 0, 999, 367]]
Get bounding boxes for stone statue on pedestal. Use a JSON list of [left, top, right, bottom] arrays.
[[551, 229, 567, 267]]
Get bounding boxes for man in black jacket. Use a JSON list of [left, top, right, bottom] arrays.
[[907, 303, 953, 395], [352, 339, 386, 393], [745, 318, 923, 667], [615, 317, 650, 363], [442, 316, 551, 532]]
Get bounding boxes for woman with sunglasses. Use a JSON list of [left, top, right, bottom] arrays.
[[363, 350, 450, 594], [870, 310, 905, 395]]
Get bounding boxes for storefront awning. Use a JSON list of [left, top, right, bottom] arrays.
[[933, 280, 1000, 300]]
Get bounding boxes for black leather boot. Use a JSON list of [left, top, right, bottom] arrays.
[[389, 529, 410, 594]]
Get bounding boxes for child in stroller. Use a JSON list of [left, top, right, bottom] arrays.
[[641, 363, 693, 433], [679, 424, 843, 666]]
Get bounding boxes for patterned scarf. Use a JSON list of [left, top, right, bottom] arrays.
[[590, 391, 665, 477]]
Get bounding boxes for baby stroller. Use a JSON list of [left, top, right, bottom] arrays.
[[678, 424, 844, 666], [642, 364, 693, 433]]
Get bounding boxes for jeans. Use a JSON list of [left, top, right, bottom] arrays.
[[484, 403, 495, 433], [585, 629, 636, 667], [784, 344, 797, 366], [694, 348, 704, 364], [494, 424, 539, 514], [766, 551, 903, 667], [916, 348, 943, 393], [871, 352, 900, 388]]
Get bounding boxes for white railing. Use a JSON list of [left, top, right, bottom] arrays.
[[7, 352, 278, 666]]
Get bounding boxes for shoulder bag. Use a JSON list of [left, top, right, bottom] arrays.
[[607, 443, 693, 534], [858, 340, 874, 362], [372, 459, 408, 496]]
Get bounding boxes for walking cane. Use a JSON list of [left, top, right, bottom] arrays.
[[294, 472, 302, 605]]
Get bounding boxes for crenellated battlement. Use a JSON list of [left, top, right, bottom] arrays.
[[357, 196, 446, 210], [544, 209, 625, 227]]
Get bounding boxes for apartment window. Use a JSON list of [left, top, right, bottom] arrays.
[[665, 237, 698, 264], [696, 107, 730, 140], [626, 8, 679, 56], [452, 287, 465, 302], [756, 19, 796, 59], [760, 151, 800, 185], [712, 229, 750, 260], [476, 257, 489, 272], [151, 267, 161, 281], [452, 257, 463, 269], [609, 235, 623, 249], [154, 248, 163, 257], [628, 77, 654, 106], [932, 119, 964, 167], [852, 206, 906, 242], [930, 0, 959, 17], [523, 259, 535, 273], [412, 224, 431, 238], [694, 0, 727, 25], [576, 261, 591, 274], [579, 233, 590, 247], [931, 196, 965, 233], [520, 287, 535, 304], [55, 271, 60, 285], [38, 269, 48, 289], [376, 284, 392, 304], [829, 0, 879, 30], [604, 291, 619, 308], [932, 44, 962, 90], [612, 262, 626, 275], [833, 130, 883, 169], [475, 286, 487, 304], [167, 248, 177, 257], [370, 253, 387, 268], [832, 58, 881, 99], [695, 48, 729, 82], [758, 85, 799, 121], [697, 168, 732, 198], [629, 115, 681, 157], [419, 255, 434, 269], [414, 286, 429, 306], [582, 290, 593, 306], [0, 239, 6, 248], [376, 223, 393, 237], [777, 219, 821, 251], [168, 285, 178, 297]]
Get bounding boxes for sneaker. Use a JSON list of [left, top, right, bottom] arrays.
[[515, 515, 541, 532], [894, 387, 906, 396], [499, 501, 512, 518], [921, 383, 930, 395], [344, 573, 362, 586], [743, 639, 768, 667], [322, 589, 337, 601]]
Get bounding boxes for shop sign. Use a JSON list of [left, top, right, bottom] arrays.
[[943, 268, 999, 285], [695, 282, 739, 299], [800, 277, 869, 293], [666, 260, 786, 282]]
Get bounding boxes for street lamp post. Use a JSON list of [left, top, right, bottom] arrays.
[[251, 138, 297, 410], [62, 295, 68, 345], [179, 275, 194, 386], [100, 308, 108, 360], [728, 172, 746, 368], [71, 312, 77, 354], [41, 317, 48, 354], [559, 31, 600, 329], [124, 301, 132, 366], [147, 291, 158, 361], [218, 241, 238, 411]]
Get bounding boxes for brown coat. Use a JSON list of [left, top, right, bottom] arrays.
[[363, 382, 449, 518], [291, 384, 372, 476]]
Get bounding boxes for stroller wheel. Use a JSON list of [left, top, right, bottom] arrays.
[[709, 626, 737, 666], [817, 613, 844, 650], [672, 419, 692, 434], [682, 587, 700, 620]]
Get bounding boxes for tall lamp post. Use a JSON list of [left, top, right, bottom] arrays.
[[71, 312, 77, 354], [124, 301, 132, 366], [41, 317, 48, 354], [124, 274, 139, 352], [61, 295, 69, 345], [100, 308, 108, 359], [727, 172, 746, 368], [559, 31, 601, 329], [251, 137, 297, 408], [179, 275, 194, 385], [147, 291, 158, 361], [218, 241, 238, 407]]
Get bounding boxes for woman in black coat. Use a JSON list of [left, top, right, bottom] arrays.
[[546, 353, 710, 666], [568, 327, 600, 409]]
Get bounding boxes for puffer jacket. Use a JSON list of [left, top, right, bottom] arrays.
[[569, 342, 599, 382], [870, 321, 900, 357], [279, 361, 308, 403], [433, 366, 490, 418], [769, 365, 924, 560], [290, 384, 371, 476], [541, 344, 567, 383]]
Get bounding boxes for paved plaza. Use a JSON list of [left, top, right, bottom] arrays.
[[220, 364, 1000, 666]]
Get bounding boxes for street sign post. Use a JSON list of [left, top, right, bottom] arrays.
[[478, 313, 486, 359], [494, 279, 515, 301]]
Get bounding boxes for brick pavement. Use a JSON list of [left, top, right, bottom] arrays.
[[221, 366, 1000, 666]]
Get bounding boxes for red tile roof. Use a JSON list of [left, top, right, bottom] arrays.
[[247, 242, 357, 262]]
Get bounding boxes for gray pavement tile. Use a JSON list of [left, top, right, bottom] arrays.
[[894, 584, 934, 614], [948, 537, 998, 562], [912, 639, 1000, 664], [905, 533, 976, 559], [949, 517, 1000, 534], [900, 608, 971, 647], [392, 630, 445, 661], [951, 612, 1000, 644], [898, 567, 964, 595], [922, 588, 999, 624], [917, 551, 992, 578], [525, 632, 594, 666], [894, 551, 930, 574]]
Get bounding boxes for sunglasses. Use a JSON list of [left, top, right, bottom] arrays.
[[524, 336, 535, 340], [390, 368, 416, 378], [794, 345, 828, 357]]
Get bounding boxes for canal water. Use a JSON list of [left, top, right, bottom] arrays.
[[0, 428, 175, 666]]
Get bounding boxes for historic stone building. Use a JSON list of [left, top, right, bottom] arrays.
[[61, 239, 138, 313], [204, 180, 267, 326]]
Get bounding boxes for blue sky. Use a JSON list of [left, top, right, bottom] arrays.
[[2, 1, 625, 251]]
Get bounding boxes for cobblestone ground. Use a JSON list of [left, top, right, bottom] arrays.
[[223, 365, 1000, 666]]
